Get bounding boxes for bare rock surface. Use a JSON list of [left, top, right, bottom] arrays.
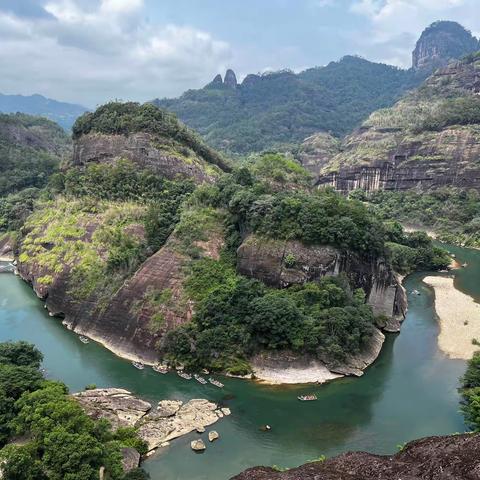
[[73, 388, 151, 428], [231, 433, 480, 480], [121, 448, 140, 472], [237, 235, 406, 321], [138, 399, 222, 451], [191, 439, 206, 451], [73, 389, 227, 453]]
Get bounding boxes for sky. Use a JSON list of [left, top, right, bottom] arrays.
[[0, 0, 479, 107]]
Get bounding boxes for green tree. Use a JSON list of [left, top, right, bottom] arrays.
[[0, 341, 43, 368], [0, 444, 46, 480]]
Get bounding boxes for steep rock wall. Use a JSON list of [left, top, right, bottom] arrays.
[[236, 235, 406, 322], [17, 217, 224, 363], [72, 132, 223, 184], [309, 59, 480, 192]]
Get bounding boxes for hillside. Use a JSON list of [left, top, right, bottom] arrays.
[[72, 102, 230, 181], [155, 56, 421, 155], [0, 113, 71, 232], [309, 52, 480, 192], [232, 433, 480, 480], [13, 104, 448, 377], [0, 93, 87, 131]]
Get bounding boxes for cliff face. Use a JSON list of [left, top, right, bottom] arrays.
[[413, 21, 479, 72], [310, 57, 480, 193], [17, 200, 225, 363], [231, 433, 480, 480], [237, 235, 406, 323], [72, 132, 222, 184]]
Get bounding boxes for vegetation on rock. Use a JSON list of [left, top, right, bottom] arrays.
[[72, 102, 228, 171], [460, 352, 480, 430], [160, 158, 448, 372]]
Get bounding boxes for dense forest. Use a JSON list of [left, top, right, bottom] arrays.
[[156, 56, 424, 155], [357, 188, 480, 249], [0, 113, 70, 232], [155, 157, 449, 373]]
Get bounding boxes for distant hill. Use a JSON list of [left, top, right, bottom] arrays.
[[0, 93, 87, 131], [412, 20, 479, 72], [154, 56, 423, 155], [154, 21, 478, 156], [310, 51, 480, 192], [0, 113, 71, 197]]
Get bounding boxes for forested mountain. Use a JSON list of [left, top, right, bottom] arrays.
[[154, 21, 478, 156], [0, 113, 71, 231], [0, 93, 87, 131], [155, 56, 422, 155]]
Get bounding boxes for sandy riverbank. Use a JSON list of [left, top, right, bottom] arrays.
[[253, 361, 343, 385], [423, 276, 480, 360], [0, 255, 13, 262]]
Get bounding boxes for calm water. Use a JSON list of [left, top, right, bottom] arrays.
[[0, 244, 478, 479]]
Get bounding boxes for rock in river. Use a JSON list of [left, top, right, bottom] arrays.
[[191, 439, 206, 451], [208, 430, 219, 442], [73, 388, 228, 453]]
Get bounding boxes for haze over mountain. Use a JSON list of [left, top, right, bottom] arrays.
[[0, 93, 87, 131], [155, 21, 479, 155]]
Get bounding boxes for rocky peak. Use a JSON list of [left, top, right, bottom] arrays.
[[209, 73, 223, 87], [224, 69, 238, 88], [412, 21, 479, 72]]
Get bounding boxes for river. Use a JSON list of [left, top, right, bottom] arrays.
[[0, 243, 478, 480]]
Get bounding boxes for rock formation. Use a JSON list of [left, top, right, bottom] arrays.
[[17, 212, 225, 363], [310, 54, 480, 192], [224, 69, 238, 89], [413, 21, 479, 72], [73, 388, 229, 453], [237, 235, 406, 321], [237, 235, 406, 380], [72, 132, 225, 184], [231, 433, 480, 480], [191, 439, 206, 451]]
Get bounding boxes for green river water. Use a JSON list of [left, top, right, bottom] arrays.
[[0, 243, 479, 479]]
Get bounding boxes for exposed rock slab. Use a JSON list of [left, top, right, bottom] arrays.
[[138, 399, 222, 451], [73, 388, 152, 429], [73, 389, 228, 453], [251, 327, 384, 384], [251, 351, 342, 385], [231, 433, 480, 480], [327, 327, 385, 376], [121, 448, 140, 472], [72, 132, 226, 184]]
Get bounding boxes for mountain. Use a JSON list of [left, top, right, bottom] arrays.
[[0, 112, 72, 232], [308, 51, 480, 193], [0, 93, 87, 131], [12, 102, 451, 381], [154, 21, 478, 157], [155, 56, 421, 155], [412, 20, 479, 72], [0, 113, 71, 197]]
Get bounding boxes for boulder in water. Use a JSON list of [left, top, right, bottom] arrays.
[[191, 439, 206, 451]]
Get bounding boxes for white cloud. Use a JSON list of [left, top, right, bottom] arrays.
[[0, 0, 231, 106], [349, 0, 480, 67]]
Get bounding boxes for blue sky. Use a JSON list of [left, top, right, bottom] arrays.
[[0, 0, 478, 107]]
